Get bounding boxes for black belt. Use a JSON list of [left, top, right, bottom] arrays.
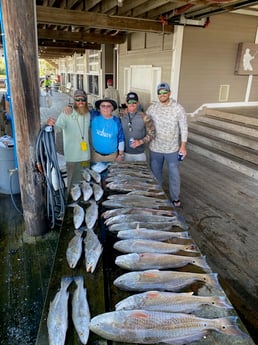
[[94, 150, 116, 156]]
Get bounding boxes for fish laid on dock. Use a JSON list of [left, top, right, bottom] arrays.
[[117, 229, 190, 241], [106, 181, 161, 192], [72, 276, 91, 345], [113, 269, 220, 292], [89, 310, 246, 344], [81, 180, 93, 202], [102, 207, 175, 219], [81, 167, 91, 182], [113, 239, 198, 254], [115, 290, 232, 313], [85, 200, 98, 229], [105, 214, 177, 226], [87, 168, 101, 184], [70, 183, 81, 201], [102, 199, 172, 209], [84, 228, 103, 273], [115, 253, 210, 271], [66, 230, 83, 269], [73, 204, 85, 229], [109, 221, 187, 231], [92, 182, 104, 202], [47, 276, 73, 345]]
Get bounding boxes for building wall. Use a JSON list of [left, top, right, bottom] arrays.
[[118, 12, 258, 113], [180, 13, 258, 111], [118, 31, 173, 111]]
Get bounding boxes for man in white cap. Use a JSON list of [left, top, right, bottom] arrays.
[[146, 82, 188, 208]]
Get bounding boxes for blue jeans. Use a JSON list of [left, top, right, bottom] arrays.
[[150, 150, 180, 201]]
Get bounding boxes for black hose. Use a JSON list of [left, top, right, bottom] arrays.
[[35, 125, 66, 229]]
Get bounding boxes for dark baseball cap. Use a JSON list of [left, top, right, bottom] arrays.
[[126, 92, 138, 102]]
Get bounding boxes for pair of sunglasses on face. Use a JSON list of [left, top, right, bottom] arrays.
[[74, 97, 87, 102], [158, 90, 169, 95], [127, 100, 137, 104]]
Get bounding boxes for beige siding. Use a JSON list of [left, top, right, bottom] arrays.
[[179, 13, 258, 111], [118, 13, 258, 113], [118, 32, 173, 110]]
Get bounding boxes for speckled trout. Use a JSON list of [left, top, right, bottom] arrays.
[[72, 276, 90, 344], [47, 276, 73, 345], [115, 291, 232, 313], [66, 230, 83, 269], [115, 253, 211, 271], [89, 310, 247, 344], [113, 269, 220, 292], [113, 239, 198, 254]]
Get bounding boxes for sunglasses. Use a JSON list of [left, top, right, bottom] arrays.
[[158, 90, 169, 95], [74, 97, 87, 102], [127, 100, 137, 104]]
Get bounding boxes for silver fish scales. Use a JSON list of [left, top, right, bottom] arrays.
[[115, 290, 233, 313], [113, 239, 198, 254], [47, 276, 73, 345], [113, 269, 220, 292], [73, 204, 85, 229], [109, 221, 187, 231], [102, 207, 175, 219], [117, 229, 190, 241], [89, 310, 247, 345], [105, 214, 177, 226], [115, 253, 211, 271], [66, 230, 83, 268], [72, 276, 90, 344]]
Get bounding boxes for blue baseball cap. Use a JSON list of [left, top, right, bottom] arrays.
[[157, 82, 170, 93]]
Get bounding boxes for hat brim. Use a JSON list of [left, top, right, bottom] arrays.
[[95, 98, 117, 111]]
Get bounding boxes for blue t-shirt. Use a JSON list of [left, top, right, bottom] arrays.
[[90, 111, 124, 154]]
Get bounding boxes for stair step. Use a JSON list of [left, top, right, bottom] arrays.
[[205, 108, 258, 126], [195, 115, 258, 138], [188, 142, 258, 180], [188, 121, 258, 150], [188, 131, 258, 165]]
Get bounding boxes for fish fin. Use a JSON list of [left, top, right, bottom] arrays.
[[136, 223, 140, 233], [146, 291, 161, 299], [143, 270, 160, 278], [131, 311, 149, 318], [162, 331, 207, 345]]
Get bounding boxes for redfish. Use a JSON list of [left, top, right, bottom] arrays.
[[89, 310, 247, 344]]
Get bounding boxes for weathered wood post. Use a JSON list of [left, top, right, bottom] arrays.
[[1, 0, 47, 235]]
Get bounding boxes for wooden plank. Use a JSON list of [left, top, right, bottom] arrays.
[[1, 0, 47, 235], [36, 6, 174, 33]]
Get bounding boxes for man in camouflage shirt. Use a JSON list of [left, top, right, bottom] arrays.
[[146, 82, 188, 207]]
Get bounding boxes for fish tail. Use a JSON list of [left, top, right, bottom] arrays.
[[61, 276, 74, 290], [206, 273, 222, 290], [194, 256, 212, 272], [73, 275, 84, 286], [213, 316, 248, 337], [213, 296, 233, 309]]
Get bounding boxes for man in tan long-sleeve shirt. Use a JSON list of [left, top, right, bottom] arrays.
[[146, 82, 188, 208]]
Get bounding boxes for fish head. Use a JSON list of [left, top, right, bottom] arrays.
[[115, 253, 140, 269], [211, 316, 248, 338]]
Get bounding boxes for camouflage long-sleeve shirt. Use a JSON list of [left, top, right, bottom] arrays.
[[146, 99, 188, 153]]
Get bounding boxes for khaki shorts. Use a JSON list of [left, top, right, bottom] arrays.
[[91, 150, 118, 163]]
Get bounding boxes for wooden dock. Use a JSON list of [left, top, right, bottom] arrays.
[[34, 162, 256, 345]]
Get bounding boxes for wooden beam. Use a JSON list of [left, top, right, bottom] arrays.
[[37, 28, 126, 44], [36, 6, 173, 33], [1, 0, 47, 236]]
